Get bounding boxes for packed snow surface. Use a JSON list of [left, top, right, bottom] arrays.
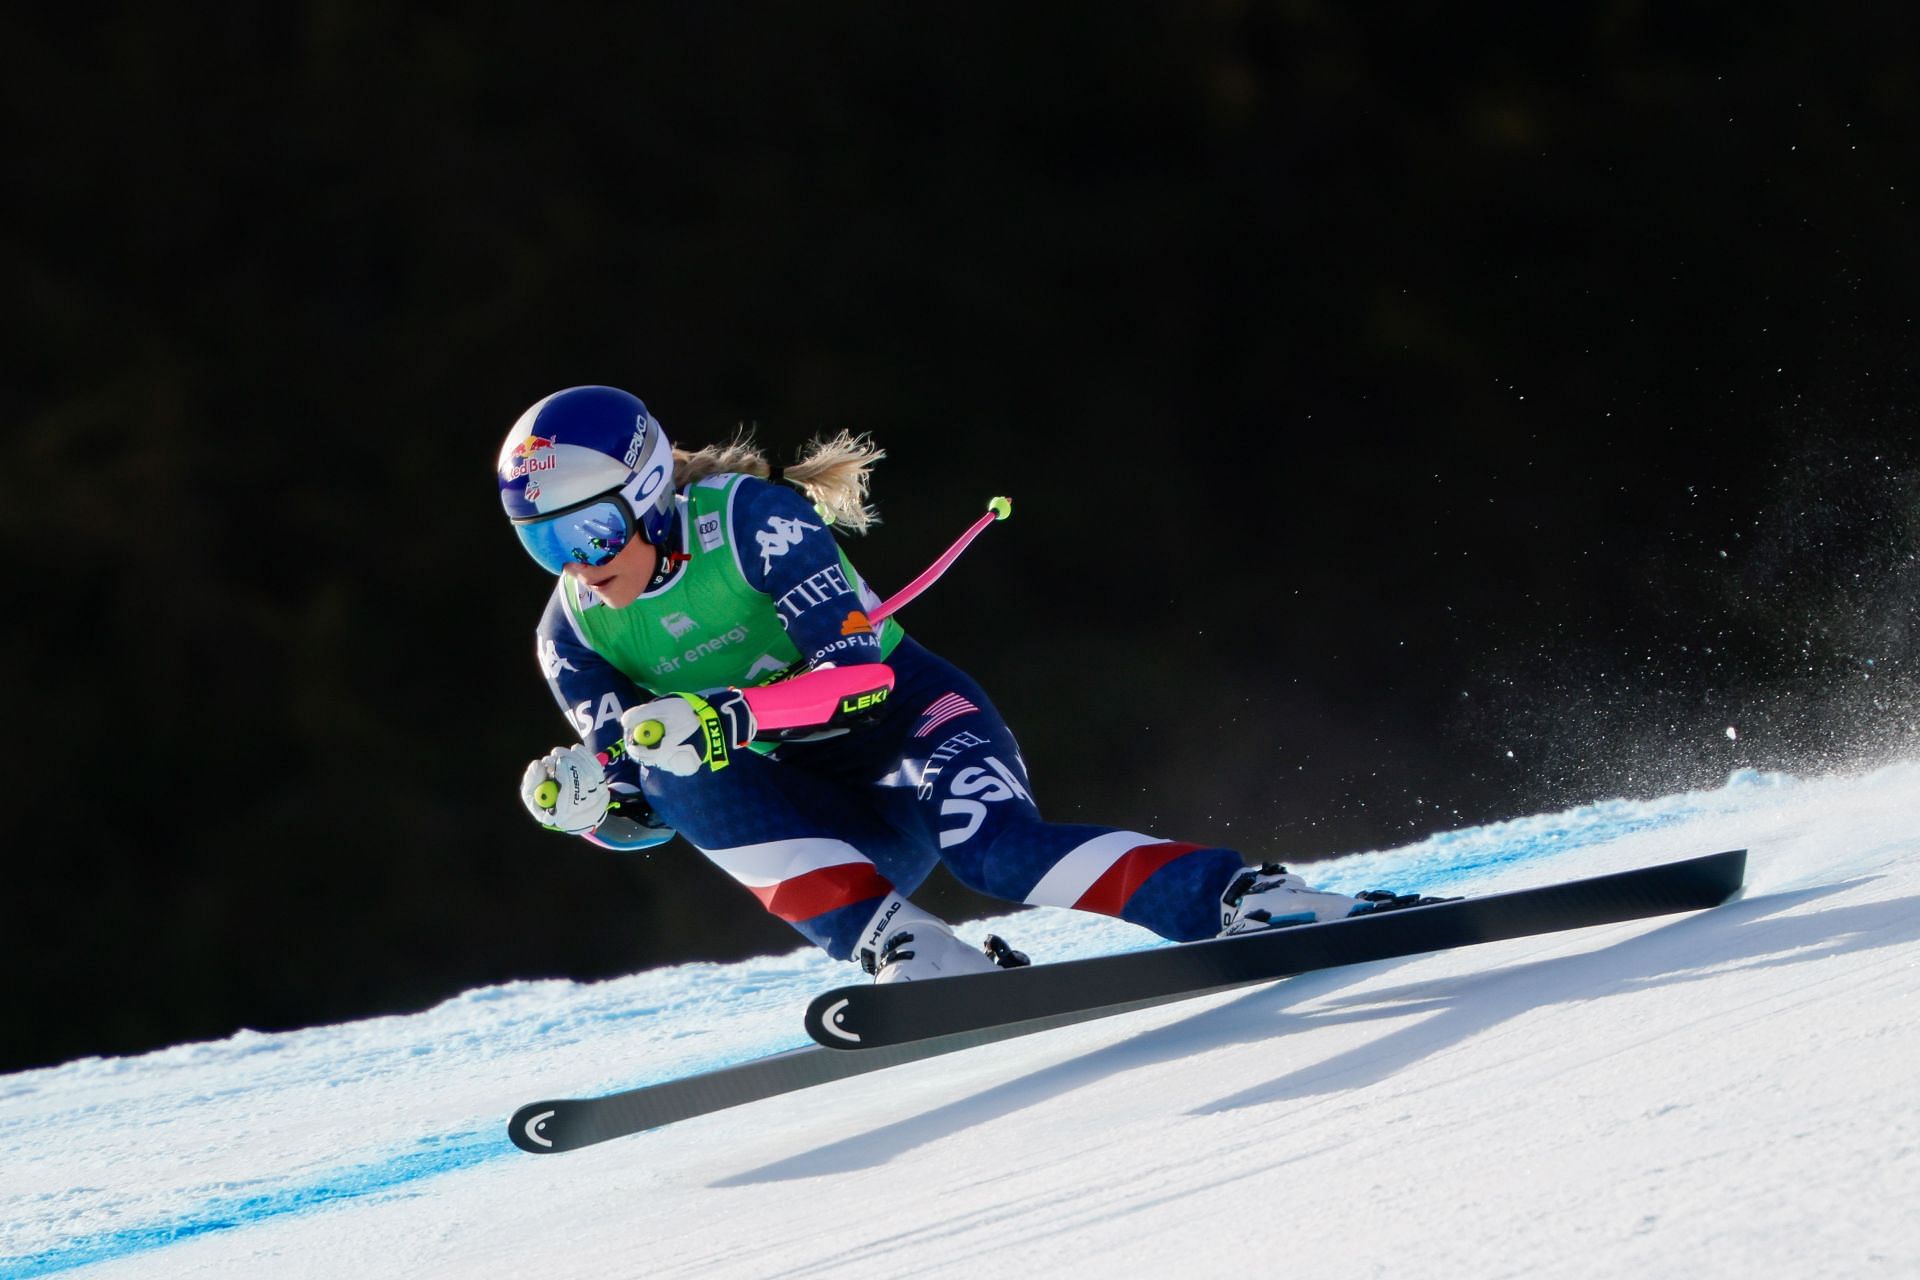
[[6, 762, 1920, 1279]]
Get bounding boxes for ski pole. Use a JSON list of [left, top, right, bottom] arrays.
[[870, 495, 1012, 624]]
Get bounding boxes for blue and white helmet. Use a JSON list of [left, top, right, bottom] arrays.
[[497, 386, 677, 574]]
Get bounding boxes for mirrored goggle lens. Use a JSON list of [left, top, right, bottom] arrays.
[[513, 499, 633, 574]]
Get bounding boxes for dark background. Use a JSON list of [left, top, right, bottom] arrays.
[[5, 5, 1916, 1074]]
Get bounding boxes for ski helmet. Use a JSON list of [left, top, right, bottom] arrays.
[[497, 386, 677, 574]]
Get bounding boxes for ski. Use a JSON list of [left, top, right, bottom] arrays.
[[510, 1002, 1171, 1154], [804, 847, 1748, 1050], [509, 848, 1743, 1152]]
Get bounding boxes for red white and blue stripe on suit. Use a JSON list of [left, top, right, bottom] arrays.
[[701, 836, 893, 923]]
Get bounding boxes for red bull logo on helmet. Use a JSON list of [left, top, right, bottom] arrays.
[[504, 435, 558, 483]]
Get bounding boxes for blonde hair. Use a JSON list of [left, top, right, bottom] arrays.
[[673, 428, 885, 533]]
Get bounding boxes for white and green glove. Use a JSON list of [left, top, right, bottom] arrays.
[[520, 743, 611, 834], [621, 691, 757, 777]]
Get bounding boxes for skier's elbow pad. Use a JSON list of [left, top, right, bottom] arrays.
[[583, 809, 677, 852]]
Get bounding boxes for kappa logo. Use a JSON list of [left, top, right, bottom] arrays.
[[539, 637, 579, 679], [660, 612, 700, 640], [757, 515, 821, 573]]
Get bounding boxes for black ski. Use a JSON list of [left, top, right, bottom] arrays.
[[510, 1003, 1173, 1154], [509, 848, 1743, 1152], [804, 847, 1747, 1050]]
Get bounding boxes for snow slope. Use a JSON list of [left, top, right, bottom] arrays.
[[6, 761, 1919, 1279]]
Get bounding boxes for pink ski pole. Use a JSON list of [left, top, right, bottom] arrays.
[[870, 496, 1012, 623], [732, 497, 1012, 732], [676, 497, 1013, 737]]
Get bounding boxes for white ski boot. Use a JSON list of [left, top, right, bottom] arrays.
[[1218, 864, 1360, 935], [855, 894, 1029, 983]]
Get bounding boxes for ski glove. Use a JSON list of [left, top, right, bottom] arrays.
[[520, 743, 612, 834], [621, 690, 757, 777]]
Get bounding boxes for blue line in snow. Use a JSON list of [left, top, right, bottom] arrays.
[[1320, 804, 1702, 896], [0, 1129, 503, 1279]]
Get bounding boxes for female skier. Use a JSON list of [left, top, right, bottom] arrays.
[[504, 385, 1408, 981]]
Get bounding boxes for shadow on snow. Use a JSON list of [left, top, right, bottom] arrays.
[[714, 877, 1897, 1185]]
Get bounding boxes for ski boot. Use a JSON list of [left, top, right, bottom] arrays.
[[1220, 865, 1457, 936], [856, 894, 1031, 983], [1218, 865, 1360, 935]]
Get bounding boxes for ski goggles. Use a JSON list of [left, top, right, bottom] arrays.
[[510, 493, 636, 575]]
